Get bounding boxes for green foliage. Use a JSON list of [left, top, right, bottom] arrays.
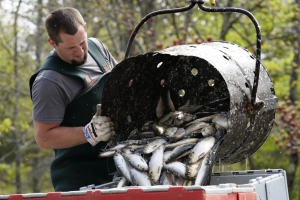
[[0, 0, 299, 199]]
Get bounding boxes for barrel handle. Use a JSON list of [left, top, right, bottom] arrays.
[[124, 0, 262, 111]]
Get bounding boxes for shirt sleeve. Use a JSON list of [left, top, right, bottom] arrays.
[[32, 71, 69, 123]]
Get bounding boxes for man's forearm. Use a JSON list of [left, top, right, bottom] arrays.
[[34, 121, 87, 149]]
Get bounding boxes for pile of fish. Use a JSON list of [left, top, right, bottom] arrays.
[[99, 93, 229, 187]]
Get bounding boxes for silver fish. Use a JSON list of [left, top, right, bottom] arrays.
[[172, 128, 186, 141], [176, 149, 192, 160], [122, 153, 148, 171], [160, 170, 174, 185], [186, 158, 203, 179], [128, 131, 156, 140], [165, 143, 194, 163], [156, 96, 165, 118], [113, 152, 132, 183], [186, 114, 219, 126], [194, 135, 224, 186], [149, 145, 164, 184], [212, 114, 228, 129], [167, 90, 176, 112], [174, 177, 185, 186], [163, 161, 188, 179], [194, 153, 210, 185], [165, 127, 178, 138], [201, 125, 216, 137], [130, 168, 152, 186], [189, 136, 215, 164], [117, 177, 128, 188], [122, 145, 142, 154], [104, 143, 127, 151], [178, 105, 203, 113], [159, 112, 180, 124], [98, 150, 115, 158], [152, 123, 168, 136], [185, 122, 209, 135], [143, 138, 167, 154], [141, 121, 154, 131], [177, 112, 194, 121], [165, 138, 199, 149], [173, 112, 194, 126], [163, 151, 172, 163]]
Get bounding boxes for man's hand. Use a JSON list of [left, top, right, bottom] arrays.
[[84, 104, 115, 146]]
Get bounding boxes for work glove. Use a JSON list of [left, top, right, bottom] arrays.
[[84, 104, 115, 146]]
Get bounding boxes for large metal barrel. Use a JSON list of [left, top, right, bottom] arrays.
[[101, 41, 277, 164]]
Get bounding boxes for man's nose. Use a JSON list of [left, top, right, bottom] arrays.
[[74, 46, 84, 54]]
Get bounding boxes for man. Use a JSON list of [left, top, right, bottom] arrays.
[[29, 7, 117, 192]]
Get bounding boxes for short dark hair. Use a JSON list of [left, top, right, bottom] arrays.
[[45, 7, 85, 45]]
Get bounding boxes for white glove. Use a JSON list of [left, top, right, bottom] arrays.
[[83, 104, 115, 146]]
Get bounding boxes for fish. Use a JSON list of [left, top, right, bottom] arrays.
[[194, 137, 222, 186], [178, 105, 203, 113], [141, 121, 154, 131], [163, 161, 188, 179], [113, 152, 133, 183], [211, 114, 228, 129], [173, 112, 195, 126], [186, 158, 203, 179], [186, 114, 219, 126], [160, 170, 174, 185], [163, 151, 173, 163], [185, 122, 209, 135], [156, 96, 165, 118], [176, 149, 192, 160], [194, 152, 211, 185], [128, 131, 156, 140], [171, 128, 186, 141], [149, 145, 164, 184], [122, 144, 143, 154], [165, 138, 199, 149], [164, 127, 178, 139], [201, 125, 216, 137], [158, 112, 180, 124], [103, 143, 127, 151], [130, 168, 152, 186], [165, 143, 195, 163], [177, 112, 194, 122], [188, 136, 216, 164], [122, 152, 148, 171], [151, 123, 168, 136], [215, 127, 227, 141], [167, 90, 176, 111], [117, 177, 128, 188], [98, 150, 116, 158], [143, 138, 167, 154], [174, 177, 185, 186]]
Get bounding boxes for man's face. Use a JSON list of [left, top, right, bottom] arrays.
[[48, 25, 88, 66]]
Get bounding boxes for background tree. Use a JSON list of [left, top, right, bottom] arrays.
[[0, 0, 299, 199]]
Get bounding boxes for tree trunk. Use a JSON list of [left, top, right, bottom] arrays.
[[31, 0, 43, 193], [286, 0, 300, 196], [13, 0, 22, 194]]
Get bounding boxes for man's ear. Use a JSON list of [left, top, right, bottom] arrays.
[[47, 38, 57, 49]]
